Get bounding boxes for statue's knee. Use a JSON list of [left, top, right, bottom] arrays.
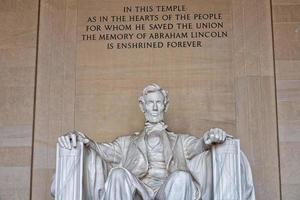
[[109, 168, 128, 180], [171, 171, 192, 183]]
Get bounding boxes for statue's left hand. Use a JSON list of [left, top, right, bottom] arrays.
[[203, 128, 227, 146]]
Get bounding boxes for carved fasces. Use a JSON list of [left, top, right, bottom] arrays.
[[212, 139, 242, 200], [55, 142, 84, 200]]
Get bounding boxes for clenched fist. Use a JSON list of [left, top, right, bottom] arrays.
[[203, 128, 230, 146]]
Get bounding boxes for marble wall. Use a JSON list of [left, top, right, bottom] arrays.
[[272, 1, 300, 199], [0, 0, 299, 199], [0, 0, 39, 199]]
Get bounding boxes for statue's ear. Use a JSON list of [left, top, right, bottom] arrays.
[[139, 100, 145, 113], [164, 101, 169, 112]]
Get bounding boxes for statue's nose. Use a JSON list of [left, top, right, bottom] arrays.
[[153, 103, 158, 111]]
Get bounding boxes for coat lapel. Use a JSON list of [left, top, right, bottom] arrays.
[[162, 131, 178, 169], [132, 131, 148, 163], [123, 131, 148, 177]]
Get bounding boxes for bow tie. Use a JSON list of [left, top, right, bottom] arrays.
[[144, 122, 168, 134]]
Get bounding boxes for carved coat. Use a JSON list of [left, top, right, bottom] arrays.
[[85, 130, 255, 200], [52, 130, 256, 200], [95, 129, 206, 178]]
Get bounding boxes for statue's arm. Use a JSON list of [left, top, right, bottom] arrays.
[[86, 137, 123, 164], [183, 128, 228, 159], [183, 135, 207, 159], [57, 130, 123, 164]]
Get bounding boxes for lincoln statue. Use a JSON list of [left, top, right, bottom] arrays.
[[51, 84, 255, 200]]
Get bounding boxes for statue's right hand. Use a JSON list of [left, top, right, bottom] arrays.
[[58, 130, 90, 149]]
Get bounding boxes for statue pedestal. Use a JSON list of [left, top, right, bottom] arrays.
[[55, 142, 84, 200]]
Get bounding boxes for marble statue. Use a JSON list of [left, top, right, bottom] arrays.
[[51, 84, 255, 200]]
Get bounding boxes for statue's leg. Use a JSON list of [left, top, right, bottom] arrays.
[[156, 171, 200, 200], [101, 167, 152, 200]]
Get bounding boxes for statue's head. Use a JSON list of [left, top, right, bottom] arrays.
[[138, 84, 169, 123]]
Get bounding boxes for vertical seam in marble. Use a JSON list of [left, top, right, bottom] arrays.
[[30, 0, 42, 199], [74, 0, 79, 130], [269, 0, 283, 199]]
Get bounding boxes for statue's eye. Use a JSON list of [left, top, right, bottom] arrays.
[[146, 101, 154, 105]]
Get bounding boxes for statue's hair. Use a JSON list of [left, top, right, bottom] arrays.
[[138, 83, 169, 107]]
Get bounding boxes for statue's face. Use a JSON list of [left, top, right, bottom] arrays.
[[143, 91, 165, 123]]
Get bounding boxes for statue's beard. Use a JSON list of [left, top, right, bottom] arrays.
[[144, 112, 164, 123]]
